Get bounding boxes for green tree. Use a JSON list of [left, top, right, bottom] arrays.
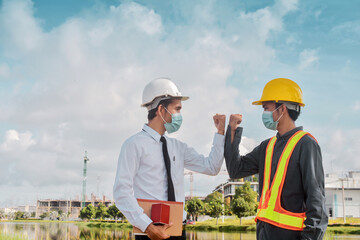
[[79, 204, 96, 220], [208, 200, 223, 225], [185, 197, 204, 221], [204, 192, 224, 225], [0, 210, 5, 219], [49, 211, 59, 220], [15, 211, 24, 220], [39, 212, 49, 219], [95, 203, 109, 219], [231, 182, 258, 225], [205, 191, 223, 203], [108, 204, 124, 222]]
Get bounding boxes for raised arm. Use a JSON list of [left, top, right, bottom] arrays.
[[224, 114, 260, 179]]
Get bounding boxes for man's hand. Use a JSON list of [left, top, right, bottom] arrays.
[[145, 222, 172, 240], [229, 114, 242, 143], [213, 114, 226, 135]]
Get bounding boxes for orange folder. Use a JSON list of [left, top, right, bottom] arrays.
[[133, 199, 184, 236]]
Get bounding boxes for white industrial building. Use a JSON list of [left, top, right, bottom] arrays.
[[212, 171, 360, 219], [325, 171, 360, 218]]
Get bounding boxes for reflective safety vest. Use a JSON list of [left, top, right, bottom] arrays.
[[255, 130, 316, 231]]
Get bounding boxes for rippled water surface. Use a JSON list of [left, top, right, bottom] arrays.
[[0, 222, 359, 240]]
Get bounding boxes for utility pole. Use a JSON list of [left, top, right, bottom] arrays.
[[221, 184, 224, 223], [97, 175, 101, 200], [341, 178, 346, 224], [82, 151, 90, 208]]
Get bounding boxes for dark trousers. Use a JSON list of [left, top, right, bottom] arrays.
[[135, 230, 186, 240]]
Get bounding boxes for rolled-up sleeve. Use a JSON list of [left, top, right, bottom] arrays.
[[113, 140, 152, 232], [183, 133, 225, 175], [300, 138, 328, 239], [224, 125, 260, 179]]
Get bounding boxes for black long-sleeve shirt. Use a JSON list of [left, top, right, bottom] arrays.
[[224, 126, 328, 240]]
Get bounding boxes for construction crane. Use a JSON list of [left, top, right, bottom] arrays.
[[184, 171, 194, 198], [184, 169, 229, 199], [82, 151, 90, 208], [184, 169, 229, 222]]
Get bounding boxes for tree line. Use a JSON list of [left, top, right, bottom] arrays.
[[186, 182, 258, 225], [0, 182, 257, 224], [79, 203, 125, 222]]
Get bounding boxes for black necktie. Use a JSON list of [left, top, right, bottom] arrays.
[[160, 136, 176, 201]]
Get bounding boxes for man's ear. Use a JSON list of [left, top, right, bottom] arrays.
[[156, 105, 163, 117], [281, 104, 288, 115]]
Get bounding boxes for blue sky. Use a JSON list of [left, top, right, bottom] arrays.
[[0, 0, 359, 207]]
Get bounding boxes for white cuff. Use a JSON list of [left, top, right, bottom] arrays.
[[135, 213, 153, 232], [213, 133, 225, 146]]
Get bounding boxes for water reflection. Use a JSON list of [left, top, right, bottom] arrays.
[[0, 222, 359, 240]]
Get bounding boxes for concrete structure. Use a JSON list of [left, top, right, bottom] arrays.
[[0, 205, 36, 214], [213, 175, 259, 206], [325, 171, 360, 218], [35, 195, 113, 218], [212, 171, 360, 219]]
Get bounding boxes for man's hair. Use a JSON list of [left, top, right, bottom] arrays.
[[147, 98, 175, 121], [276, 102, 301, 121]]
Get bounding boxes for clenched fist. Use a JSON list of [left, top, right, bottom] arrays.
[[229, 114, 242, 131], [213, 114, 226, 135]]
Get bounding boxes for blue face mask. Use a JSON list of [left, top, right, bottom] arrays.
[[161, 107, 183, 133], [262, 106, 283, 131]]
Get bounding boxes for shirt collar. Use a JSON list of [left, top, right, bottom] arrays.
[[142, 124, 162, 143], [276, 126, 303, 140]]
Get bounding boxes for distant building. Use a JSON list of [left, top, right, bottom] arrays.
[[325, 171, 360, 218], [0, 205, 36, 214], [213, 175, 259, 206], [184, 196, 206, 201], [35, 195, 113, 218], [212, 171, 360, 219]]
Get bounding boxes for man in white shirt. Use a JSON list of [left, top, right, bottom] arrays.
[[113, 78, 225, 240]]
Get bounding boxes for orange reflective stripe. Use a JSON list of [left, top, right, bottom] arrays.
[[255, 130, 311, 231]]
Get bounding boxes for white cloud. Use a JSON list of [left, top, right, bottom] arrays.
[[322, 129, 360, 173], [0, 0, 306, 205], [0, 130, 35, 152], [0, 63, 10, 79], [354, 101, 360, 112], [331, 20, 360, 45], [0, 0, 44, 56], [299, 49, 319, 70]]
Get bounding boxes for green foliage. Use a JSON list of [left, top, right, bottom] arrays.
[[205, 191, 223, 203], [39, 212, 49, 219], [15, 211, 24, 220], [0, 209, 5, 219], [80, 204, 96, 220], [185, 197, 204, 221], [231, 182, 257, 225], [95, 203, 109, 220], [107, 204, 124, 222]]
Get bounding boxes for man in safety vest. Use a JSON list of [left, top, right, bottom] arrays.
[[114, 78, 226, 240], [224, 78, 328, 239]]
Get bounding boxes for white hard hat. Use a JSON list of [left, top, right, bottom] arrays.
[[141, 78, 189, 110]]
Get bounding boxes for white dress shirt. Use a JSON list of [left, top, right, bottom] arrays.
[[113, 124, 225, 232]]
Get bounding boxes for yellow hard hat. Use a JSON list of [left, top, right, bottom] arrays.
[[252, 78, 305, 107]]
